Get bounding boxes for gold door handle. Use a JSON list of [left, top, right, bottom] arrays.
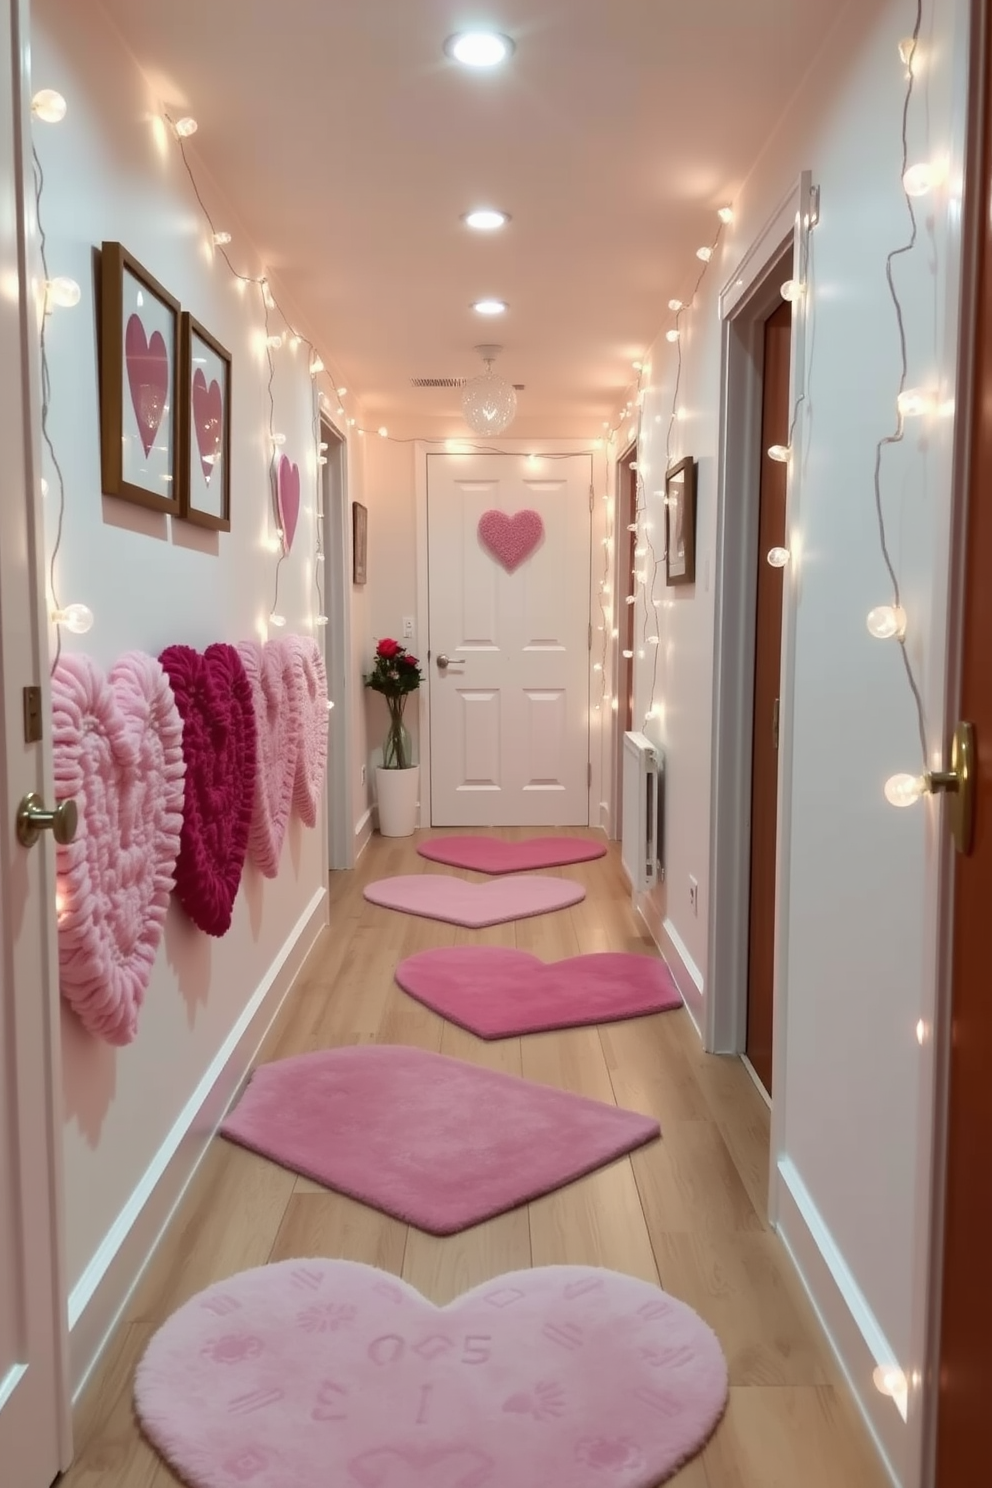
[[928, 721, 976, 856], [17, 792, 78, 848]]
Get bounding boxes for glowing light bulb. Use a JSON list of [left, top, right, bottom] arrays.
[[40, 478, 49, 497], [269, 612, 287, 628], [319, 441, 329, 452], [867, 605, 907, 640], [666, 329, 680, 343], [267, 334, 283, 349], [289, 335, 301, 350], [315, 614, 329, 626], [916, 1019, 927, 1045], [336, 386, 347, 396], [611, 627, 619, 639], [32, 89, 67, 123], [316, 551, 325, 564], [45, 276, 80, 309], [347, 417, 356, 427], [52, 603, 93, 634], [632, 360, 643, 371], [174, 116, 198, 138], [898, 37, 917, 65], [767, 547, 790, 568], [310, 355, 324, 375], [897, 388, 934, 417], [378, 426, 388, 437], [212, 231, 232, 246], [903, 161, 939, 197], [648, 635, 660, 646], [717, 205, 734, 224], [668, 298, 683, 312], [885, 772, 925, 808], [326, 698, 335, 711], [767, 444, 790, 463], [626, 595, 637, 605], [622, 649, 634, 659], [337, 405, 345, 416], [873, 1365, 908, 1401], [593, 663, 603, 673], [696, 246, 713, 262], [781, 279, 804, 302], [271, 432, 286, 446], [261, 282, 275, 309]]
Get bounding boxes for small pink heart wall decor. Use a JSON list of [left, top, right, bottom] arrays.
[[125, 313, 170, 458], [276, 455, 301, 552], [478, 508, 545, 572], [192, 368, 223, 483]]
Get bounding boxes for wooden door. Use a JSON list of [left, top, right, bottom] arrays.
[[0, 0, 71, 1479], [934, 20, 992, 1474], [745, 299, 792, 1094], [427, 452, 591, 827]]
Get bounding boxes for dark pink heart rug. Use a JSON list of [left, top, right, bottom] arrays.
[[363, 874, 584, 926], [417, 835, 608, 874], [396, 948, 682, 1040], [135, 1257, 729, 1488], [220, 1045, 658, 1233]]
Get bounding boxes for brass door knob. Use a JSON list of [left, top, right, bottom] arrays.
[[17, 792, 78, 848]]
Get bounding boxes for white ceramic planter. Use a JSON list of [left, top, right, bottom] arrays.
[[376, 765, 420, 838]]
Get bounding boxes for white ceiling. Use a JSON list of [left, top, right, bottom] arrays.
[[99, 0, 839, 437]]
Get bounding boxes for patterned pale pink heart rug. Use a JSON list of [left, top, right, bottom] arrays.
[[396, 948, 682, 1040], [220, 1045, 658, 1233], [363, 875, 584, 926], [418, 835, 608, 874], [134, 1258, 728, 1488]]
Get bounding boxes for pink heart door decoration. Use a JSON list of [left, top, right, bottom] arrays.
[[125, 313, 170, 458], [478, 508, 545, 572], [192, 368, 223, 483], [276, 455, 301, 552]]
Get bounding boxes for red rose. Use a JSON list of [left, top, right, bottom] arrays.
[[376, 638, 400, 659], [406, 656, 419, 668]]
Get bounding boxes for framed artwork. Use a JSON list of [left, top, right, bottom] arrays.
[[352, 501, 368, 585], [178, 312, 232, 531], [99, 242, 181, 514], [664, 456, 697, 586]]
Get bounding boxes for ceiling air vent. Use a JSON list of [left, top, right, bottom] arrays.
[[410, 376, 466, 388], [513, 384, 525, 391]]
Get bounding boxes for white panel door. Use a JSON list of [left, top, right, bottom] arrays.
[[427, 453, 591, 827], [0, 0, 71, 1481]]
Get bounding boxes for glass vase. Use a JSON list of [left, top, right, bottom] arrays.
[[382, 698, 412, 770]]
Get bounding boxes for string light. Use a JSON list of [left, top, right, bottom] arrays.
[[767, 547, 790, 568], [267, 333, 283, 349], [902, 161, 939, 197], [378, 426, 388, 437], [916, 1018, 927, 1045], [896, 387, 934, 417], [45, 276, 80, 309], [767, 444, 790, 462], [173, 116, 198, 138], [866, 605, 907, 640], [212, 230, 231, 246], [898, 36, 917, 66], [780, 279, 804, 301], [666, 329, 680, 343], [309, 354, 324, 375], [271, 432, 287, 446], [32, 89, 67, 123], [696, 246, 712, 262], [884, 773, 925, 808], [717, 206, 734, 224], [51, 603, 93, 634], [668, 298, 683, 311]]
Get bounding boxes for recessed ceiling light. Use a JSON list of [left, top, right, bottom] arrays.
[[444, 31, 515, 68], [464, 208, 510, 231], [472, 298, 508, 316]]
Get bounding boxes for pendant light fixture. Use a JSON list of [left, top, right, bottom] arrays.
[[461, 345, 517, 435]]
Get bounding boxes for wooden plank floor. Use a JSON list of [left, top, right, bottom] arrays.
[[60, 831, 889, 1487]]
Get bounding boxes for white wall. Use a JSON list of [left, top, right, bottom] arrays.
[[612, 0, 970, 1481], [31, 0, 363, 1385]]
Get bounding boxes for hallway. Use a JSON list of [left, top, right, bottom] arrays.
[[62, 834, 888, 1487]]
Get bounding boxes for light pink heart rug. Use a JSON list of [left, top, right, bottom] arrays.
[[276, 455, 301, 551], [125, 313, 169, 457], [363, 874, 584, 926], [418, 835, 608, 874], [134, 1258, 728, 1488], [192, 367, 223, 482], [478, 508, 545, 571], [220, 1045, 659, 1233], [396, 948, 682, 1040]]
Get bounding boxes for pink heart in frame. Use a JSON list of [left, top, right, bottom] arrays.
[[478, 508, 545, 572], [192, 368, 223, 484], [125, 313, 170, 459], [276, 455, 301, 552]]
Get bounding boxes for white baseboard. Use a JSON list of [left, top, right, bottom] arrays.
[[67, 887, 329, 1399], [354, 808, 373, 859], [776, 1158, 904, 1487], [634, 889, 705, 1033], [598, 801, 611, 836]]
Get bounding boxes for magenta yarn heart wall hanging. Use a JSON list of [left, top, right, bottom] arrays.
[[478, 508, 545, 572], [276, 455, 301, 552], [125, 313, 170, 459], [51, 652, 185, 1045], [285, 634, 328, 828], [158, 644, 257, 937], [237, 638, 301, 878]]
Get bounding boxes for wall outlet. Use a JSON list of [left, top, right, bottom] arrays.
[[402, 616, 414, 638], [360, 764, 366, 786], [689, 875, 699, 915]]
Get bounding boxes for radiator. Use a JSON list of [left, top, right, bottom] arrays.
[[621, 731, 664, 892]]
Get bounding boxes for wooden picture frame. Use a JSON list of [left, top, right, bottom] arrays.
[[99, 242, 181, 514], [178, 312, 232, 531], [352, 501, 368, 584], [664, 456, 697, 586]]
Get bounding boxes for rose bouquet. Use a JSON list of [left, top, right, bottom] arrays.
[[364, 638, 423, 770]]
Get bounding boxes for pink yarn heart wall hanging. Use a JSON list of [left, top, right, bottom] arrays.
[[158, 644, 257, 937], [285, 634, 328, 828], [478, 508, 545, 571], [237, 638, 301, 878], [276, 455, 301, 552], [125, 313, 169, 459], [51, 652, 185, 1046]]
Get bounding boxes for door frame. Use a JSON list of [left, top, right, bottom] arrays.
[[706, 172, 815, 1182], [414, 440, 598, 831], [611, 440, 638, 835], [319, 417, 354, 870]]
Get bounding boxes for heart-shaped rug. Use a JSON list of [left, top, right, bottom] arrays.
[[51, 652, 185, 1045], [192, 367, 223, 483], [363, 874, 584, 927], [478, 508, 544, 572], [125, 312, 169, 458], [134, 1258, 728, 1488], [285, 634, 329, 828], [396, 948, 682, 1039], [220, 1044, 659, 1233], [418, 835, 608, 874], [237, 638, 301, 878], [276, 455, 301, 552], [159, 644, 257, 937]]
